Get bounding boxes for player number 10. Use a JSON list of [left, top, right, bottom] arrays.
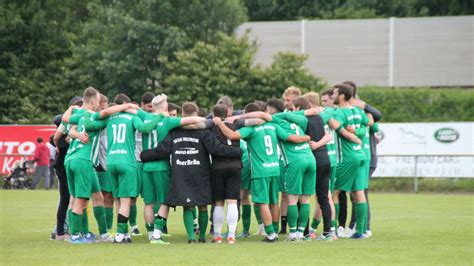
[[112, 123, 126, 144]]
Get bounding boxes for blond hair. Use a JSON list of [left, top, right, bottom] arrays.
[[152, 94, 168, 109], [283, 86, 301, 98], [303, 92, 320, 107], [83, 87, 99, 104]]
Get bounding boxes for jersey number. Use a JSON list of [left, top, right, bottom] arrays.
[[148, 130, 158, 149], [264, 135, 273, 155], [290, 123, 300, 135], [112, 123, 126, 144]]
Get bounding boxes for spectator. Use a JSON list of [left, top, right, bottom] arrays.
[[30, 137, 51, 189], [47, 135, 57, 188]]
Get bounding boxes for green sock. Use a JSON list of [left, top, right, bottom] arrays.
[[242, 205, 251, 233], [311, 218, 321, 230], [67, 209, 73, 234], [82, 208, 89, 235], [331, 220, 337, 229], [264, 224, 275, 236], [335, 203, 340, 228], [287, 205, 298, 233], [183, 208, 195, 241], [70, 212, 82, 236], [355, 202, 368, 235], [253, 205, 262, 224], [154, 217, 166, 231], [272, 221, 279, 233], [117, 223, 128, 234], [297, 204, 310, 233], [198, 210, 208, 240], [153, 204, 160, 215], [105, 207, 114, 231], [129, 205, 137, 226], [93, 206, 108, 235], [145, 223, 154, 233]]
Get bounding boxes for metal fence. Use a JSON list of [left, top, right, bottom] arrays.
[[237, 16, 474, 87]]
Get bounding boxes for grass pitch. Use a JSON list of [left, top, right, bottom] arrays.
[[0, 190, 472, 265]]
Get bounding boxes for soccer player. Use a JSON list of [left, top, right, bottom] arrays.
[[62, 87, 137, 244], [167, 102, 181, 117], [101, 93, 164, 244], [141, 102, 243, 244], [331, 84, 368, 239], [214, 104, 311, 242], [292, 95, 335, 240], [280, 86, 302, 233], [139, 95, 207, 241]]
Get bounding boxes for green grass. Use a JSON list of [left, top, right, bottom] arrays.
[[1, 190, 473, 265]]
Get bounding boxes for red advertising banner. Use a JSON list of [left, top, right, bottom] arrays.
[[0, 125, 56, 175]]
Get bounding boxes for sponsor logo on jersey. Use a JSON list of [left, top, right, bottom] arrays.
[[262, 161, 279, 168], [175, 148, 199, 155], [176, 159, 200, 166], [110, 149, 128, 154], [434, 128, 459, 143]]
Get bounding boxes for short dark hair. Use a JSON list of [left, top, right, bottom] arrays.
[[334, 83, 353, 101], [37, 137, 43, 143], [244, 103, 260, 113], [266, 99, 285, 113], [168, 102, 180, 112], [182, 102, 199, 116], [141, 92, 155, 104], [217, 96, 233, 108], [293, 96, 311, 110], [114, 93, 131, 104], [343, 81, 357, 96], [198, 108, 207, 118], [213, 104, 228, 119], [253, 100, 266, 111], [320, 88, 334, 97]]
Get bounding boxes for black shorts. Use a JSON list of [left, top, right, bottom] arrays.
[[210, 168, 241, 201]]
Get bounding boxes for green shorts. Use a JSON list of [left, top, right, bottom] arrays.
[[285, 156, 316, 195], [329, 165, 337, 193], [362, 160, 370, 189], [136, 161, 143, 196], [66, 159, 96, 199], [251, 176, 279, 205], [97, 171, 112, 193], [141, 170, 170, 205], [335, 160, 365, 192], [241, 165, 251, 190], [91, 170, 100, 194], [108, 164, 138, 198], [278, 161, 287, 193]]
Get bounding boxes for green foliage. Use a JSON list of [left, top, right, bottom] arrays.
[[162, 34, 324, 110], [244, 0, 474, 21], [357, 87, 474, 122]]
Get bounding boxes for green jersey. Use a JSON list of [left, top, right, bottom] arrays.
[[105, 112, 163, 166], [141, 113, 182, 172], [354, 106, 371, 162], [67, 111, 107, 165], [272, 114, 312, 164], [239, 122, 290, 178], [333, 107, 365, 163], [64, 108, 86, 163], [320, 107, 338, 166], [240, 139, 250, 172]]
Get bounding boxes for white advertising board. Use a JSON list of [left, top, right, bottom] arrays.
[[372, 122, 474, 178]]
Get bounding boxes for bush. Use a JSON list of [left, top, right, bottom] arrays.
[[357, 87, 474, 122]]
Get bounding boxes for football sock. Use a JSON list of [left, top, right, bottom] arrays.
[[105, 207, 114, 230], [311, 218, 321, 231], [253, 204, 262, 224], [280, 216, 287, 233], [287, 205, 298, 234], [93, 206, 107, 235], [183, 208, 195, 241], [67, 209, 72, 234], [213, 206, 224, 238], [116, 213, 128, 235], [198, 210, 208, 240], [355, 202, 368, 235], [81, 208, 89, 235], [227, 203, 239, 238], [145, 223, 154, 233], [272, 221, 279, 233], [297, 204, 310, 234], [242, 205, 251, 233], [264, 224, 276, 240], [152, 215, 166, 239], [70, 212, 82, 237], [129, 205, 137, 226], [334, 203, 340, 228]]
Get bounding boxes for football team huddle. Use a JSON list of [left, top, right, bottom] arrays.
[[51, 82, 381, 244]]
